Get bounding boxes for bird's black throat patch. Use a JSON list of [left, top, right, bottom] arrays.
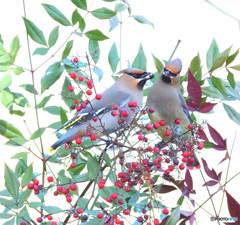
[[161, 74, 171, 84]]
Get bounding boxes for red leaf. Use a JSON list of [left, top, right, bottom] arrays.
[[208, 123, 227, 150], [201, 158, 218, 180], [158, 185, 177, 193], [199, 102, 217, 113], [203, 180, 218, 186], [219, 151, 230, 165], [187, 69, 202, 108], [198, 130, 209, 142], [160, 215, 170, 225], [225, 191, 240, 222], [185, 170, 193, 190], [187, 101, 198, 111], [189, 214, 195, 225]]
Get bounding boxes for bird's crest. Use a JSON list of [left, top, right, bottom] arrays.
[[165, 58, 182, 75]]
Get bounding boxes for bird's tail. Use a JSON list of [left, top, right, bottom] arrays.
[[48, 126, 79, 153], [187, 152, 200, 170]]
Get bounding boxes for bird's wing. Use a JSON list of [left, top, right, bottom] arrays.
[[178, 93, 193, 123], [55, 90, 131, 132]]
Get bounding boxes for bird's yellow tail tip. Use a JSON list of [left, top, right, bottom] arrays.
[[48, 147, 55, 153]]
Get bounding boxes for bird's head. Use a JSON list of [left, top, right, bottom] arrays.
[[117, 68, 154, 89], [161, 58, 182, 85]]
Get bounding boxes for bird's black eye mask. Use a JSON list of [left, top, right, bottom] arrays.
[[163, 68, 179, 77], [129, 72, 154, 80]]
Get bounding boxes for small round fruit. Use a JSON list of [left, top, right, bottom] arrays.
[[146, 124, 152, 130], [36, 217, 42, 223], [98, 183, 105, 189], [91, 134, 97, 141], [123, 209, 129, 215], [179, 164, 185, 170], [27, 183, 34, 190], [86, 90, 92, 95], [164, 130, 171, 136], [175, 118, 181, 124], [47, 215, 53, 220], [47, 176, 54, 182], [149, 107, 155, 113], [33, 179, 39, 185], [78, 76, 84, 81], [153, 122, 160, 129], [77, 208, 83, 214], [159, 120, 166, 126], [97, 213, 103, 219], [164, 169, 170, 175], [75, 137, 82, 144], [68, 86, 74, 92], [162, 208, 169, 215], [188, 124, 193, 130], [73, 57, 79, 63], [111, 193, 118, 199], [70, 183, 77, 191], [70, 72, 77, 79], [96, 94, 102, 100]]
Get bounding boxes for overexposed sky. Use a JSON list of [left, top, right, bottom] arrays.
[[1, 0, 240, 224]]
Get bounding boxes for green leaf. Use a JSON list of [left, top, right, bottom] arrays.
[[41, 65, 64, 93], [42, 206, 63, 214], [230, 64, 240, 71], [42, 4, 71, 26], [98, 186, 112, 199], [0, 213, 14, 219], [60, 107, 68, 125], [48, 26, 59, 48], [132, 44, 146, 71], [3, 217, 15, 225], [37, 95, 53, 108], [0, 120, 25, 139], [5, 137, 26, 147], [0, 71, 12, 91], [82, 217, 104, 225], [12, 92, 30, 107], [20, 84, 39, 95], [78, 13, 86, 32], [152, 54, 164, 72], [10, 36, 20, 62], [49, 121, 62, 129], [71, 0, 87, 10], [19, 189, 32, 204], [211, 46, 231, 71], [91, 7, 116, 19], [21, 164, 33, 188], [33, 47, 48, 56], [22, 17, 47, 46], [72, 9, 79, 25], [30, 128, 46, 140], [11, 152, 28, 161], [190, 53, 201, 74], [227, 70, 235, 89], [0, 54, 11, 64], [62, 40, 74, 59], [28, 202, 44, 208], [16, 206, 31, 224], [85, 29, 109, 41], [63, 58, 87, 68], [13, 66, 24, 75], [115, 3, 127, 12], [166, 206, 180, 225], [0, 65, 10, 72], [44, 106, 67, 115], [93, 67, 103, 80], [206, 38, 219, 71], [4, 164, 20, 201], [223, 103, 240, 126], [211, 76, 227, 99], [0, 88, 14, 110], [132, 15, 154, 28], [87, 156, 99, 179], [10, 110, 25, 117], [129, 192, 139, 204], [103, 0, 116, 2], [108, 43, 119, 73], [69, 163, 86, 176], [89, 40, 100, 64], [109, 15, 120, 32], [226, 49, 239, 66]]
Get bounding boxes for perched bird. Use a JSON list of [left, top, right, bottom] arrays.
[[48, 68, 154, 152], [146, 58, 200, 169]]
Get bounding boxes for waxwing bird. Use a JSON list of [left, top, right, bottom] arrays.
[[48, 68, 154, 152], [146, 58, 200, 169]]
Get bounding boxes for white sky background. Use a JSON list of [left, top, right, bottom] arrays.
[[1, 0, 240, 224]]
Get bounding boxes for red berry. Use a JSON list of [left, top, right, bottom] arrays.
[[113, 105, 118, 110], [57, 186, 62, 192], [154, 218, 160, 225], [198, 141, 204, 150], [98, 183, 105, 189], [99, 179, 106, 184], [138, 217, 143, 222], [86, 131, 92, 136], [73, 57, 79, 63], [27, 183, 34, 190], [77, 208, 83, 214], [153, 122, 160, 129], [96, 94, 102, 100], [164, 169, 170, 175], [168, 165, 174, 171], [138, 134, 144, 141], [86, 80, 93, 86], [91, 134, 97, 141], [61, 188, 69, 194], [128, 102, 133, 107], [97, 213, 103, 219], [33, 179, 39, 185], [182, 157, 187, 162], [153, 147, 159, 153], [162, 208, 169, 215], [70, 163, 76, 168], [175, 118, 181, 124], [142, 159, 149, 165], [76, 106, 81, 111], [73, 213, 78, 218], [188, 124, 193, 130], [165, 158, 170, 163], [120, 108, 129, 117], [66, 197, 72, 203], [162, 149, 168, 154], [123, 209, 129, 215], [164, 130, 171, 136], [20, 222, 27, 225], [78, 76, 84, 81], [86, 90, 92, 95], [51, 223, 57, 225], [198, 126, 204, 132], [158, 156, 163, 162], [115, 219, 121, 224], [70, 183, 77, 191], [36, 217, 42, 223], [132, 162, 138, 167], [149, 107, 155, 113], [132, 102, 138, 107], [47, 176, 54, 182], [65, 144, 70, 150], [159, 120, 166, 126], [111, 110, 117, 116], [187, 157, 195, 165], [106, 197, 112, 203], [47, 215, 53, 220], [53, 191, 58, 196], [179, 164, 185, 170], [147, 146, 152, 151], [118, 199, 124, 205], [68, 86, 74, 92], [146, 124, 152, 130], [125, 186, 131, 192], [70, 72, 77, 79], [118, 172, 125, 178], [111, 193, 118, 199], [182, 152, 188, 157], [75, 137, 82, 144]]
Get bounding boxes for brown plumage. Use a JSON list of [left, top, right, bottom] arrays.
[[147, 58, 200, 169], [48, 68, 154, 152]]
